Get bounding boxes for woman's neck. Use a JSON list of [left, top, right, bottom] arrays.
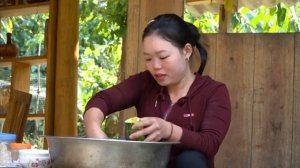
[[167, 71, 195, 103]]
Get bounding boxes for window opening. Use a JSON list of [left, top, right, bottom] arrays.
[[184, 1, 300, 33]]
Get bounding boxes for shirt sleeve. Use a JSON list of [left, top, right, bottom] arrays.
[[179, 84, 231, 157], [84, 71, 152, 116]]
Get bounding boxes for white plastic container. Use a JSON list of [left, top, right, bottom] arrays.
[[19, 149, 51, 168], [9, 143, 32, 161], [0, 133, 16, 165]]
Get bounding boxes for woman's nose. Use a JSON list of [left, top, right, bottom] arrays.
[[151, 59, 162, 69]]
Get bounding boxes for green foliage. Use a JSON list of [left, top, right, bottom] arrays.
[[232, 2, 300, 32], [0, 14, 48, 56], [78, 0, 127, 111], [78, 0, 127, 137], [184, 10, 219, 33], [186, 2, 300, 33], [23, 120, 45, 149]]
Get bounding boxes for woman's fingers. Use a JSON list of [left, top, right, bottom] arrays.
[[129, 122, 157, 140], [144, 130, 162, 142], [130, 117, 168, 141], [131, 117, 151, 129]]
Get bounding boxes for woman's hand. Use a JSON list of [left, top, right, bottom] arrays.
[[83, 107, 108, 139], [129, 117, 173, 142]]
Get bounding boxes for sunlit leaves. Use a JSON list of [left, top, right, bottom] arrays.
[[186, 2, 300, 33], [78, 57, 118, 110], [184, 10, 219, 33], [277, 3, 287, 27], [232, 2, 300, 33], [0, 14, 48, 56], [78, 0, 127, 113]]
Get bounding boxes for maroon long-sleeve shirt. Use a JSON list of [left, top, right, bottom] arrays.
[[85, 70, 231, 168]]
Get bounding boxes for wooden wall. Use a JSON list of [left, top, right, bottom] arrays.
[[199, 34, 300, 168], [293, 33, 300, 168]]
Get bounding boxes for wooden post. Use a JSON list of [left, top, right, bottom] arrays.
[[45, 0, 58, 140], [53, 0, 79, 136], [219, 0, 238, 33]]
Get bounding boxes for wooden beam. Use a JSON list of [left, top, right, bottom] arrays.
[[0, 2, 49, 17], [0, 56, 47, 67], [186, 0, 224, 5]]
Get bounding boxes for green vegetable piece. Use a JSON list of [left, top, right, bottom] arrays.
[[124, 117, 145, 141]]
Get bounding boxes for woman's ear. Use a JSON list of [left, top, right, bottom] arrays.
[[183, 43, 193, 60]]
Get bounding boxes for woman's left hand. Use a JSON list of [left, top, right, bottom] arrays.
[[129, 117, 172, 142]]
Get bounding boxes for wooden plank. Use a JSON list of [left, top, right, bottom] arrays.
[[16, 56, 47, 65], [0, 2, 49, 17], [137, 0, 148, 72], [0, 113, 45, 119], [142, 0, 184, 23], [11, 62, 30, 92], [0, 61, 12, 67], [3, 89, 32, 142], [186, 0, 209, 5], [124, 0, 141, 78], [201, 34, 217, 77], [292, 33, 300, 168], [252, 34, 294, 168], [119, 0, 142, 137], [186, 0, 224, 5], [214, 34, 254, 168], [0, 56, 46, 67]]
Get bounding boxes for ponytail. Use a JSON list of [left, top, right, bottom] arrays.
[[195, 42, 207, 75], [185, 21, 207, 75]]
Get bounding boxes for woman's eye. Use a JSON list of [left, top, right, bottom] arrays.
[[160, 56, 168, 60], [145, 58, 152, 61]]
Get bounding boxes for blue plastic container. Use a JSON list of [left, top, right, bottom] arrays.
[[0, 133, 16, 143]]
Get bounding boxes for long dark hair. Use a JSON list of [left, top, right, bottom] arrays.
[[142, 13, 207, 75]]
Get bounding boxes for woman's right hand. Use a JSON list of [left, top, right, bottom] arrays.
[[83, 107, 108, 139]]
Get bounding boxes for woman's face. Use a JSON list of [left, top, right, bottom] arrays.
[[143, 34, 191, 86]]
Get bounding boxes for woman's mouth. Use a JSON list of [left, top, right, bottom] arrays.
[[154, 73, 166, 81]]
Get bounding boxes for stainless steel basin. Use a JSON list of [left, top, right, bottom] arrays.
[[46, 136, 177, 168]]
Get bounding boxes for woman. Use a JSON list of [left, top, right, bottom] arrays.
[[84, 13, 231, 168]]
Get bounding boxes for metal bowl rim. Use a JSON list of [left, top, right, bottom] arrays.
[[45, 136, 179, 145]]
